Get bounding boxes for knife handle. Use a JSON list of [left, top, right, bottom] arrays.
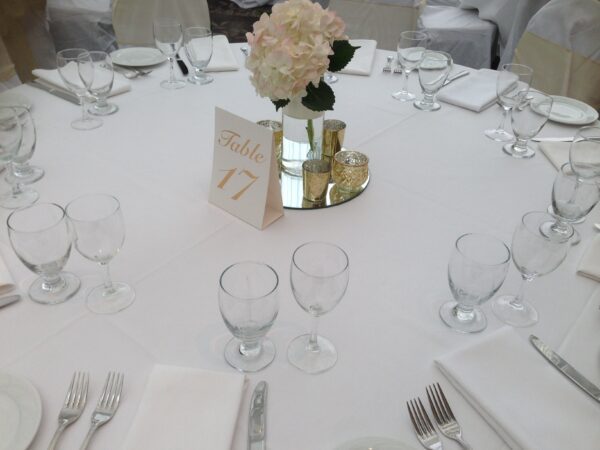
[[176, 53, 189, 75]]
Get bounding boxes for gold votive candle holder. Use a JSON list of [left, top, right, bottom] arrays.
[[332, 150, 369, 193], [302, 159, 331, 203], [257, 120, 283, 167], [322, 119, 346, 163]]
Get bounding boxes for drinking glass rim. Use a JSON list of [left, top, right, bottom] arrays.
[[57, 48, 90, 61], [454, 233, 510, 267], [154, 17, 182, 28], [558, 162, 597, 185], [500, 63, 533, 77], [65, 193, 120, 222], [219, 260, 279, 300], [184, 26, 212, 37], [7, 202, 66, 234], [291, 241, 349, 278], [399, 30, 428, 42]]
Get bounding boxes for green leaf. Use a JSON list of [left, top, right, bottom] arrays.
[[272, 99, 290, 111], [328, 40, 360, 72], [302, 80, 335, 112]]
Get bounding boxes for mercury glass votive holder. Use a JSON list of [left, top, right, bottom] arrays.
[[302, 159, 331, 203], [322, 119, 346, 166], [332, 150, 369, 193], [257, 120, 283, 168]]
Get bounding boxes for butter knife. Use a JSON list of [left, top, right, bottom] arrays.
[[27, 80, 79, 105], [176, 52, 189, 76], [442, 70, 470, 87], [530, 335, 600, 403], [248, 381, 267, 450]]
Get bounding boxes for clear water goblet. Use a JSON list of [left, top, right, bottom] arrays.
[[503, 91, 553, 159], [7, 203, 81, 304], [65, 194, 135, 314], [0, 107, 21, 165], [288, 241, 349, 374], [439, 233, 510, 333], [492, 211, 571, 327], [392, 30, 428, 102], [219, 261, 279, 372], [414, 50, 452, 112], [0, 106, 39, 209], [484, 63, 533, 142], [183, 26, 213, 85], [569, 126, 600, 180], [56, 48, 102, 131], [154, 18, 186, 90], [79, 51, 118, 116], [4, 107, 44, 186]]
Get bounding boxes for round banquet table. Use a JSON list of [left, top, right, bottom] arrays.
[[2, 45, 599, 450]]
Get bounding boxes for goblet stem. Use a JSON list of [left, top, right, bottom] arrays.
[[41, 274, 66, 293], [549, 218, 572, 237], [454, 303, 476, 322], [402, 70, 410, 93], [497, 106, 509, 131], [513, 137, 529, 153], [240, 340, 261, 358], [511, 275, 532, 309], [168, 57, 176, 84], [79, 95, 87, 122], [102, 262, 114, 291], [308, 316, 320, 352]]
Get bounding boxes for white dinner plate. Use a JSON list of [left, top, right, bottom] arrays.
[[110, 47, 166, 67], [541, 96, 599, 125], [0, 92, 32, 111], [0, 372, 42, 450], [334, 436, 418, 450]]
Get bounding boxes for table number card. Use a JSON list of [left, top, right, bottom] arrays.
[[209, 107, 283, 229]]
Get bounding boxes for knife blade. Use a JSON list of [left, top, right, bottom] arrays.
[[442, 70, 470, 87], [248, 381, 267, 450], [0, 294, 21, 308], [27, 80, 79, 105], [530, 335, 600, 403], [176, 53, 189, 76]]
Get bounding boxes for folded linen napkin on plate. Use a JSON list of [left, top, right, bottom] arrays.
[[0, 252, 15, 295], [122, 364, 245, 450], [538, 142, 570, 170], [577, 234, 600, 281], [339, 40, 377, 76], [437, 68, 513, 112], [206, 35, 239, 72], [32, 64, 131, 97], [435, 327, 600, 450]]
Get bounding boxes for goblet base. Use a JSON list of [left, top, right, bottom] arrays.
[[484, 128, 513, 142], [29, 272, 80, 305], [324, 73, 338, 84], [89, 103, 119, 116], [492, 295, 538, 327], [86, 281, 135, 314], [287, 334, 337, 374], [71, 117, 102, 131], [414, 100, 441, 111], [391, 90, 415, 102], [503, 142, 535, 159], [439, 301, 487, 333], [188, 74, 213, 85], [224, 338, 275, 373], [7, 165, 45, 185], [0, 187, 39, 209], [160, 79, 186, 90]]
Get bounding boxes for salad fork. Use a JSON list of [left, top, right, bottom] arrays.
[[48, 371, 89, 450], [426, 383, 472, 450], [79, 372, 124, 450], [407, 397, 444, 450]]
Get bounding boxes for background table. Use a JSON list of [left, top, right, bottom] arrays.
[[2, 46, 599, 450]]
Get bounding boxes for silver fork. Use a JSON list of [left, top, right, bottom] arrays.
[[79, 372, 124, 450], [426, 383, 472, 450], [48, 371, 89, 450], [407, 397, 444, 450]]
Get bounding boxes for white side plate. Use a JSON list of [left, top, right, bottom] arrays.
[[0, 372, 42, 450], [110, 47, 166, 67], [540, 96, 599, 125], [334, 436, 417, 450]]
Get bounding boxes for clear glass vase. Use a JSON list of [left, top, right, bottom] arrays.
[[281, 98, 324, 177]]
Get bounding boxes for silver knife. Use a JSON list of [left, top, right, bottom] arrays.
[[27, 80, 80, 105], [442, 70, 470, 87], [0, 294, 21, 308], [248, 381, 267, 450], [530, 335, 600, 403]]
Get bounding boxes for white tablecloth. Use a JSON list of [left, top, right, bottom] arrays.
[[2, 46, 599, 450]]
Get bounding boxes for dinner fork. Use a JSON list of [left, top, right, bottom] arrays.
[[407, 397, 444, 450], [426, 383, 472, 450], [79, 372, 124, 450], [48, 371, 89, 450]]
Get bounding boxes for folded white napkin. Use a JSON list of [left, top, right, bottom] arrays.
[[32, 64, 131, 97], [538, 142, 570, 170], [206, 35, 239, 72], [577, 234, 600, 281], [0, 252, 15, 295], [435, 327, 600, 450], [122, 365, 245, 450], [437, 68, 512, 112], [339, 39, 377, 76]]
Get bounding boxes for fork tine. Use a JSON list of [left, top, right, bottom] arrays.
[[407, 401, 420, 435], [70, 372, 81, 408], [408, 400, 425, 436], [436, 382, 456, 421], [74, 372, 88, 408], [417, 398, 434, 435], [411, 398, 427, 436], [98, 371, 112, 407], [81, 372, 89, 407], [113, 373, 124, 408], [64, 372, 77, 406], [430, 384, 449, 423], [426, 385, 443, 425]]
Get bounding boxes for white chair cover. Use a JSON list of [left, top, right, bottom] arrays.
[[328, 0, 425, 51], [112, 0, 210, 47], [427, 0, 459, 5], [418, 5, 497, 69], [513, 0, 600, 108]]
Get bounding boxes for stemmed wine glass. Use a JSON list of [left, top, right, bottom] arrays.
[[79, 51, 118, 116], [414, 51, 452, 112], [484, 63, 533, 142], [5, 106, 44, 186], [288, 241, 349, 374], [492, 211, 571, 327], [65, 194, 135, 314], [183, 26, 213, 85], [439, 233, 510, 333], [569, 126, 600, 180], [392, 30, 428, 102], [8, 203, 81, 304], [56, 48, 103, 130], [503, 91, 553, 159], [218, 261, 279, 372], [0, 106, 39, 209], [154, 18, 186, 90]]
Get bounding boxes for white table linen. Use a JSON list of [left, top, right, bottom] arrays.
[[32, 65, 132, 97], [538, 141, 569, 170], [206, 35, 240, 72], [0, 248, 15, 295], [437, 68, 510, 112], [2, 46, 599, 450], [340, 39, 377, 76], [577, 235, 600, 282]]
